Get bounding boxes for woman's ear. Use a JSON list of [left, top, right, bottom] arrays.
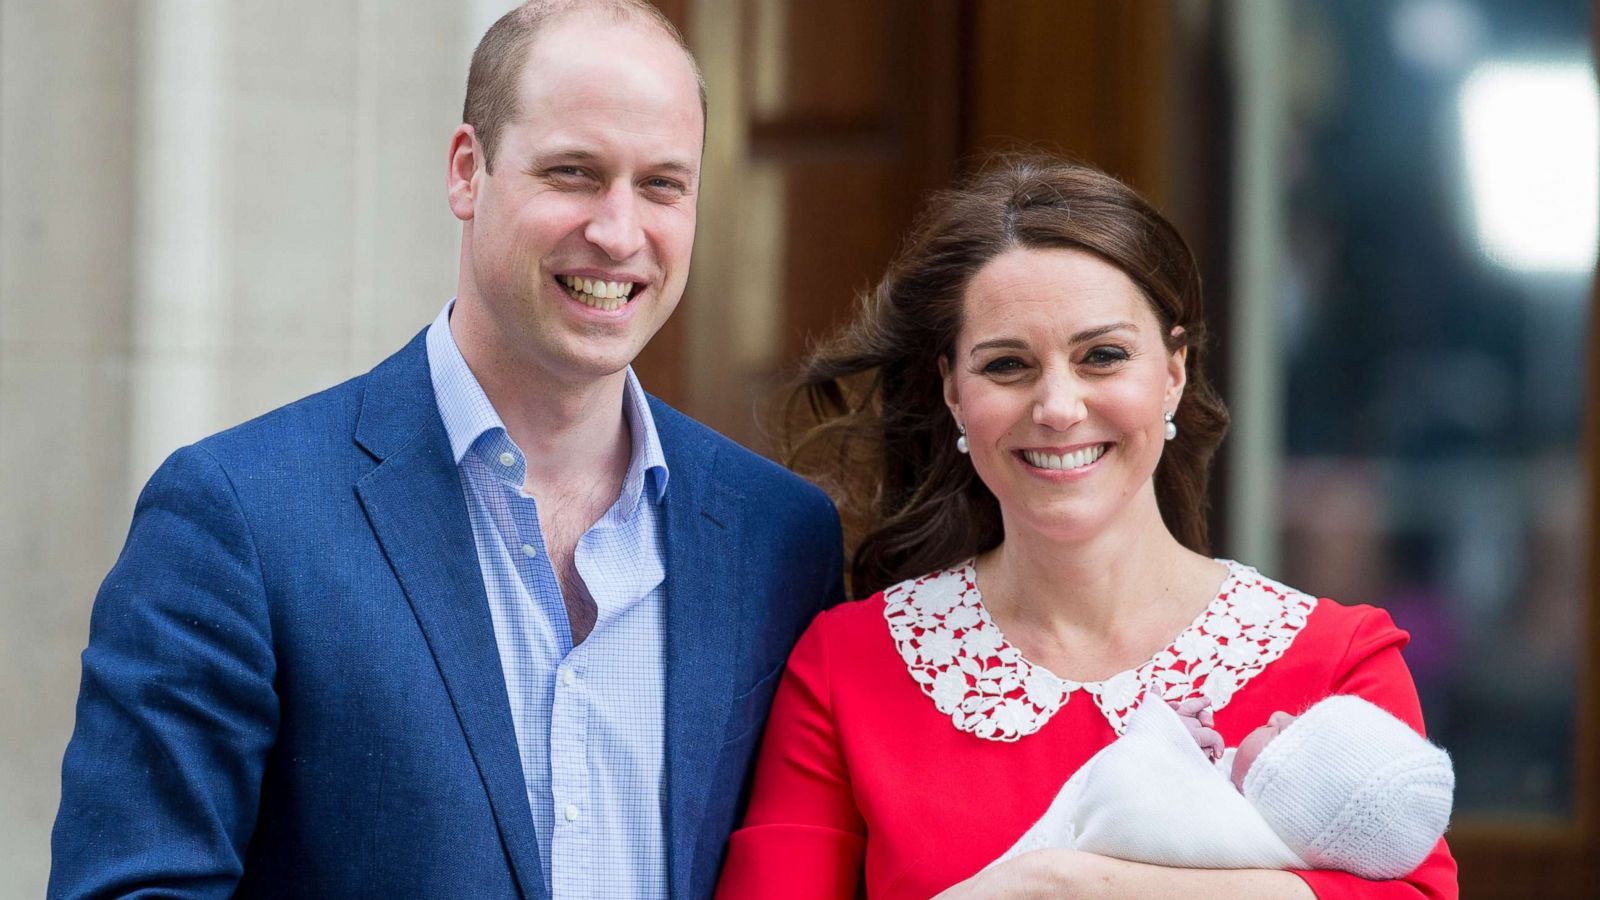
[[1167, 326, 1188, 406], [939, 355, 961, 424]]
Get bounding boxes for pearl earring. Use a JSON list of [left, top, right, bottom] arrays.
[[956, 424, 969, 454], [1164, 410, 1177, 441]]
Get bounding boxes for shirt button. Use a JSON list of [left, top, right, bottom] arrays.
[[498, 451, 515, 467], [564, 804, 580, 822], [521, 543, 538, 558], [562, 669, 576, 687]]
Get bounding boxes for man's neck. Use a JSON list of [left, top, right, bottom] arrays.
[[491, 365, 631, 498], [449, 311, 634, 498], [514, 374, 631, 497]]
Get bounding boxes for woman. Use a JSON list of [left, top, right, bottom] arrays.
[[714, 156, 1457, 899]]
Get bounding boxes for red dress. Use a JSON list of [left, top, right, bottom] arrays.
[[716, 560, 1458, 900]]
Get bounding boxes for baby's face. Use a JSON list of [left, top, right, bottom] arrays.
[[1231, 710, 1298, 791]]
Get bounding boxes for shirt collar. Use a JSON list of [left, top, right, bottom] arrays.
[[425, 300, 669, 508]]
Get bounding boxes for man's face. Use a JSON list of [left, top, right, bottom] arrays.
[[451, 14, 703, 386]]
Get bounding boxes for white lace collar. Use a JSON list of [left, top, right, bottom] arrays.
[[882, 559, 1317, 742]]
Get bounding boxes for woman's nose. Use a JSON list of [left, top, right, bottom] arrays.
[[1032, 371, 1087, 430]]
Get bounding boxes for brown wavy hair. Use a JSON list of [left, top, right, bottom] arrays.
[[782, 154, 1229, 598]]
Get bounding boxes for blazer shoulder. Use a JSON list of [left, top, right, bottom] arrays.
[[648, 395, 836, 518], [205, 376, 362, 450], [196, 330, 429, 468]]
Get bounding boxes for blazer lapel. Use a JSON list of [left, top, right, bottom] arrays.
[[353, 334, 546, 900], [656, 403, 742, 899]]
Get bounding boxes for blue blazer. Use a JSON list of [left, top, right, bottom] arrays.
[[50, 331, 844, 899]]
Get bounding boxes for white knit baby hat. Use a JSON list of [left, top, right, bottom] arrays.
[[1240, 694, 1454, 880]]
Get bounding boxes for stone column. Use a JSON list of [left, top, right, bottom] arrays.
[[1, 2, 488, 893], [0, 1, 138, 893]]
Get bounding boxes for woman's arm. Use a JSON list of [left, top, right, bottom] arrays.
[[1290, 606, 1458, 900], [934, 849, 1314, 899], [936, 605, 1458, 900], [714, 615, 865, 900]]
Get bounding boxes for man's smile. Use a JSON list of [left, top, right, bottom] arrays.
[[557, 273, 641, 312]]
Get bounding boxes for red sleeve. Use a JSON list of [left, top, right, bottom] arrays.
[[714, 613, 866, 900], [1292, 606, 1459, 900]]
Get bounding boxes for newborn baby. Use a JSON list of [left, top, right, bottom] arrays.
[[992, 694, 1454, 880]]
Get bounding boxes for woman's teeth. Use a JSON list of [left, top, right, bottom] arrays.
[[1022, 445, 1107, 471], [561, 275, 636, 311]]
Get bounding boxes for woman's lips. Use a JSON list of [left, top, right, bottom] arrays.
[[1018, 443, 1110, 472]]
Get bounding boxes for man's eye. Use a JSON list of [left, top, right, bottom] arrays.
[[643, 177, 687, 198]]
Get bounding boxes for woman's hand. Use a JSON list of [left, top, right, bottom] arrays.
[[931, 849, 1109, 899]]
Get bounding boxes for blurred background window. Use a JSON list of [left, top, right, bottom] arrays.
[[1269, 0, 1593, 817]]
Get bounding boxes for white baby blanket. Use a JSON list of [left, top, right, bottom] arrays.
[[991, 699, 1308, 870]]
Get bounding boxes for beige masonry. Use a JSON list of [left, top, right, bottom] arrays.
[[0, 2, 511, 894]]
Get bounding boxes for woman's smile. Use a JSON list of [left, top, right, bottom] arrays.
[[1016, 442, 1112, 476]]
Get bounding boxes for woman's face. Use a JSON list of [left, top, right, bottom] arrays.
[[941, 247, 1186, 547]]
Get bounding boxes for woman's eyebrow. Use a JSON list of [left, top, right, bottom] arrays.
[[967, 322, 1136, 356], [968, 338, 1028, 355], [1070, 321, 1137, 343]]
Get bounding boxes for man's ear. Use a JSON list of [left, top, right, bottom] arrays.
[[447, 124, 483, 222]]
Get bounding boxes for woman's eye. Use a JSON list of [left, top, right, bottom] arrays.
[[982, 356, 1026, 375], [1083, 346, 1130, 367]]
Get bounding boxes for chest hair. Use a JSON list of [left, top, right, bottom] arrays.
[[532, 475, 624, 646]]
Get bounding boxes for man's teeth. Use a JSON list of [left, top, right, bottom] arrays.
[[561, 275, 636, 311], [1022, 445, 1107, 471]]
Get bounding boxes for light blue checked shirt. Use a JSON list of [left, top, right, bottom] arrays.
[[426, 301, 669, 899]]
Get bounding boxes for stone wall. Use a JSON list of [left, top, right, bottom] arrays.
[[0, 2, 512, 893]]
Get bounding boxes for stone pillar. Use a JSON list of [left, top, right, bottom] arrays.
[[1, 2, 491, 893], [0, 0, 138, 893]]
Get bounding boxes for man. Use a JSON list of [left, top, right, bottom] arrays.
[[49, 2, 843, 897]]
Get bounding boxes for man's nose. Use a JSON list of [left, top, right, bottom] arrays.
[[584, 182, 646, 261], [1032, 370, 1087, 430]]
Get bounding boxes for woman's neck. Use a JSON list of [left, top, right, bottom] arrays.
[[974, 496, 1223, 676]]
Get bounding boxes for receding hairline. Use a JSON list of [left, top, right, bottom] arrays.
[[526, 2, 704, 89], [517, 7, 706, 115], [463, 0, 707, 171]]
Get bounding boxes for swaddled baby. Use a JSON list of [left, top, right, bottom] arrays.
[[992, 694, 1454, 880]]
